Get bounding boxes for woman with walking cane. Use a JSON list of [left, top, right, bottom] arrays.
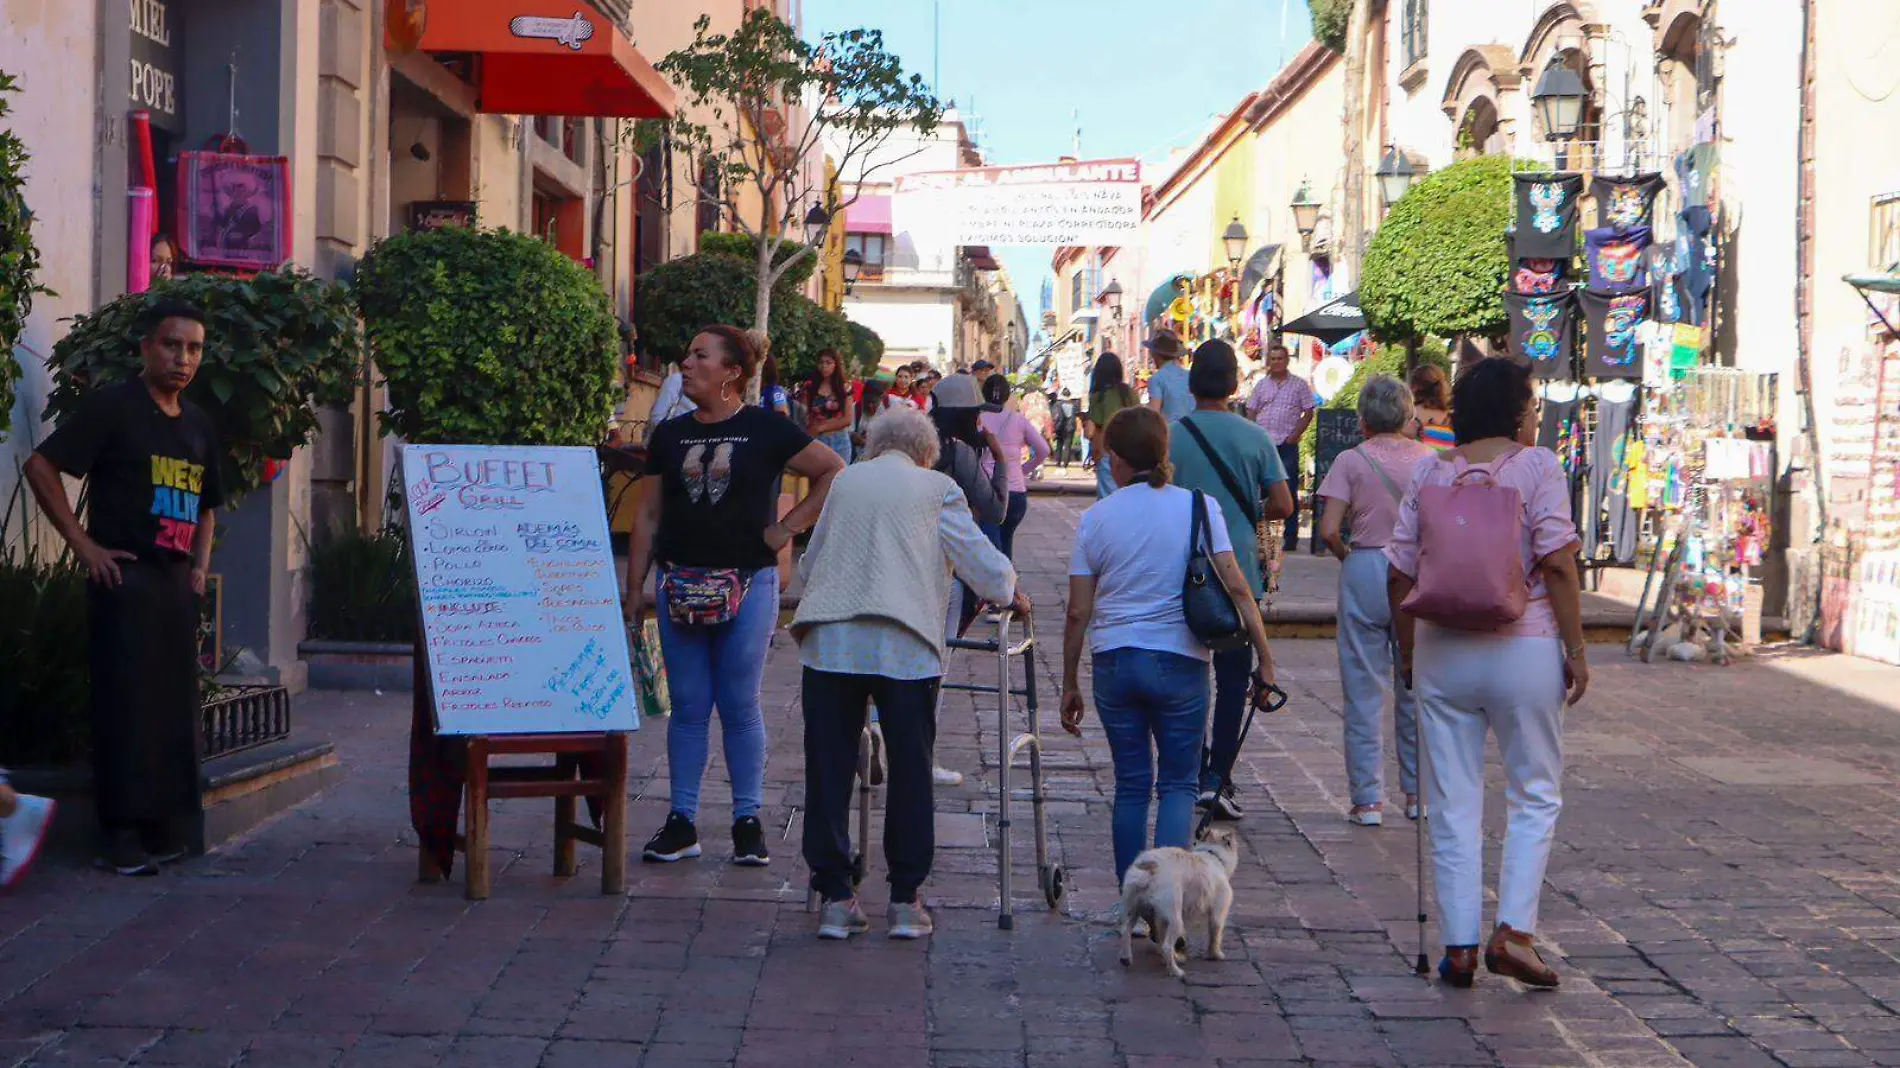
[[1385, 358, 1589, 989]]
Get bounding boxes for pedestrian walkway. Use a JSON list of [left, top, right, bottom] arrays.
[[7, 495, 1900, 1067]]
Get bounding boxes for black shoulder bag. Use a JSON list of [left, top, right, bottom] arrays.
[[1184, 490, 1249, 651]]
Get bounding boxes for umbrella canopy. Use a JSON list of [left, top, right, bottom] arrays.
[[1144, 272, 1196, 324], [1281, 290, 1367, 345], [1237, 245, 1283, 305]]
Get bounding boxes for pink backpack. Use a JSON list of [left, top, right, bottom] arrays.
[[1399, 449, 1530, 631]]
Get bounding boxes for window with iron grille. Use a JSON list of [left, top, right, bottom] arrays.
[[1070, 270, 1084, 312], [1402, 0, 1428, 68]]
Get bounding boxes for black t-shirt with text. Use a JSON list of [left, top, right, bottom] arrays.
[[648, 405, 812, 570], [37, 379, 225, 562]]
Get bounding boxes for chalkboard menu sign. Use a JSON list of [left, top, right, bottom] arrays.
[[403, 445, 641, 736], [1312, 408, 1364, 491]]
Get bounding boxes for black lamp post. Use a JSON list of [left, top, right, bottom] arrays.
[[1100, 278, 1123, 321], [1532, 57, 1588, 141], [842, 248, 863, 294], [1375, 145, 1419, 206], [803, 202, 831, 247], [1222, 216, 1249, 270]]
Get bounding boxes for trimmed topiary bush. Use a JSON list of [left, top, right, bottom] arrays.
[[1299, 340, 1451, 474], [697, 231, 818, 291], [632, 249, 841, 378], [846, 320, 884, 377], [354, 226, 620, 446], [47, 269, 361, 499], [1361, 154, 1530, 344]]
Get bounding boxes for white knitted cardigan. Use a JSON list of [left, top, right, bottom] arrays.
[[792, 453, 960, 660]]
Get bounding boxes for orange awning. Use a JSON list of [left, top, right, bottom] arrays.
[[417, 1, 676, 118]]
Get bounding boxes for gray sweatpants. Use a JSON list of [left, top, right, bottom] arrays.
[[1337, 548, 1419, 806]]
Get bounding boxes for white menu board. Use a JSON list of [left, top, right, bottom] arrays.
[[403, 444, 640, 735]]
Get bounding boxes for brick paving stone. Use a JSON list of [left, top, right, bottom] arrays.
[[18, 496, 1900, 1065]]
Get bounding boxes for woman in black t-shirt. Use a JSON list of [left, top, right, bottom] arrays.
[[626, 325, 845, 867]]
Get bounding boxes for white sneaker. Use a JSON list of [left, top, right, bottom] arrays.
[[1, 795, 56, 889], [1347, 805, 1384, 827], [932, 766, 964, 787], [817, 898, 871, 940]]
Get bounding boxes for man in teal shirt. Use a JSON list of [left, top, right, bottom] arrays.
[[1168, 339, 1293, 821]]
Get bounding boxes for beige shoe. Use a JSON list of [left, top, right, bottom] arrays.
[[932, 765, 963, 787], [888, 901, 935, 940], [817, 898, 870, 940]]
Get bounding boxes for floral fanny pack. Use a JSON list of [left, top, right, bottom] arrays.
[[662, 567, 752, 626]]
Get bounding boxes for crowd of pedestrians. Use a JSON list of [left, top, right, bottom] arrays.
[[1, 315, 1581, 997]]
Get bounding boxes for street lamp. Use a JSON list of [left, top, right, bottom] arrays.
[[1375, 145, 1419, 206], [1100, 278, 1123, 321], [802, 202, 831, 247], [1531, 56, 1588, 142], [842, 248, 863, 294], [1289, 180, 1322, 242], [1222, 216, 1248, 270]]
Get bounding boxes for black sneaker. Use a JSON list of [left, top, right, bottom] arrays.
[[139, 822, 191, 866], [641, 812, 701, 863], [96, 830, 159, 877], [1208, 785, 1245, 822], [732, 816, 770, 867]]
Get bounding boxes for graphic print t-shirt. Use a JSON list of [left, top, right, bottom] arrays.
[[1512, 173, 1585, 259], [1584, 225, 1653, 294], [1504, 290, 1579, 380], [1591, 173, 1665, 232], [1508, 240, 1569, 295], [1579, 289, 1651, 380], [36, 379, 224, 562], [648, 406, 812, 570]]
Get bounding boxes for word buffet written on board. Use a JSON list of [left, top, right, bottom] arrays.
[[403, 445, 639, 735], [893, 158, 1142, 248]]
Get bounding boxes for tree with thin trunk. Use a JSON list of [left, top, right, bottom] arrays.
[[1340, 0, 1371, 283], [645, 12, 943, 378]]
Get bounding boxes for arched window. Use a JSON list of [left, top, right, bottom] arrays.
[[1402, 0, 1429, 68]]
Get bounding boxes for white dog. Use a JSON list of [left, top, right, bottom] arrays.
[[1117, 827, 1239, 978]]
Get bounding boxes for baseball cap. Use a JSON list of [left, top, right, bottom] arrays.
[[972, 359, 995, 371], [932, 372, 983, 409]]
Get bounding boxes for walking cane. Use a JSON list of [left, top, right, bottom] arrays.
[[1412, 687, 1431, 976]]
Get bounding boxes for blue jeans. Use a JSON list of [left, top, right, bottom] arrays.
[[1200, 646, 1254, 794], [1091, 646, 1210, 884], [1095, 461, 1118, 499], [655, 567, 779, 822], [978, 491, 1030, 560], [817, 430, 853, 464]]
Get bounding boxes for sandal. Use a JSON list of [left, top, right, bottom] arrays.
[[1484, 924, 1560, 988], [1438, 946, 1478, 988]]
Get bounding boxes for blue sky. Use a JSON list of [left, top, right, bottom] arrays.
[[802, 0, 1313, 329]]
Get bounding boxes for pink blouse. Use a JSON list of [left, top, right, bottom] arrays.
[[1383, 446, 1580, 638], [980, 408, 1052, 494], [1315, 437, 1434, 549]]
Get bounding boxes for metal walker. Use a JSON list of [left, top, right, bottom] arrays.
[[804, 611, 1064, 928]]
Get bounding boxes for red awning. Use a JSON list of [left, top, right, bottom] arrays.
[[418, 1, 675, 118], [848, 194, 893, 235], [965, 246, 999, 270]]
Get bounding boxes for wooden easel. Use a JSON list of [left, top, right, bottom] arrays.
[[419, 731, 630, 901]]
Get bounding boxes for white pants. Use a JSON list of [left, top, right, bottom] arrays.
[[1415, 627, 1565, 947]]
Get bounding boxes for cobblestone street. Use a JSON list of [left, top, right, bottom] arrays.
[[9, 495, 1900, 1067]]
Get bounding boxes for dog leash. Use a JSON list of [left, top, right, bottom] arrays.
[[1196, 678, 1288, 839]]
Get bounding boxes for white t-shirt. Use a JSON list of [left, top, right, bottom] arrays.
[[1070, 483, 1233, 662]]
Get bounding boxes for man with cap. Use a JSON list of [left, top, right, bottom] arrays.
[[1143, 330, 1194, 423], [971, 359, 996, 391]]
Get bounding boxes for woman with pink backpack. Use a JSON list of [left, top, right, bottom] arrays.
[[1384, 358, 1589, 991]]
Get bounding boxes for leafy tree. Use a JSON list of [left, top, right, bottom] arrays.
[[634, 250, 802, 371], [1308, 0, 1352, 52], [354, 226, 618, 447], [646, 11, 943, 353], [1361, 155, 1524, 344], [1298, 340, 1451, 473], [47, 270, 361, 498], [0, 71, 48, 438], [846, 320, 883, 377]]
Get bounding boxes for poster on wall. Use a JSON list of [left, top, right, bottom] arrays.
[[177, 152, 292, 271], [893, 158, 1142, 247]]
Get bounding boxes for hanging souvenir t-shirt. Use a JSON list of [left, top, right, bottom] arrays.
[[1678, 206, 1716, 325], [1579, 289, 1650, 380], [1584, 225, 1652, 294], [1676, 144, 1717, 208], [1504, 290, 1578, 381], [1508, 239, 1569, 294], [1512, 173, 1584, 259], [1591, 173, 1665, 232]]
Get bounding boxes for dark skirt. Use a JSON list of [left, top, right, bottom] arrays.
[[87, 558, 203, 830]]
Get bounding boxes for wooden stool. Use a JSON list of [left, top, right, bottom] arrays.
[[439, 732, 629, 901]]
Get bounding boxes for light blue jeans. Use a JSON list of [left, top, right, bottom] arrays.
[[1095, 461, 1118, 499], [1091, 646, 1210, 884], [655, 566, 779, 822], [1338, 548, 1419, 806], [817, 430, 853, 464]]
